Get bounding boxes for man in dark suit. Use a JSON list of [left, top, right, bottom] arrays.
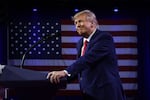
[[47, 9, 126, 100]]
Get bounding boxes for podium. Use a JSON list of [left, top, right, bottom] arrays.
[[0, 65, 67, 100]]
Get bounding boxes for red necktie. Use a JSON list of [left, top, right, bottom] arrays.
[[81, 40, 88, 56]]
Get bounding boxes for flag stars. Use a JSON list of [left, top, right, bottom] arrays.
[[24, 40, 27, 43], [28, 22, 31, 25], [38, 51, 41, 54], [51, 48, 54, 51], [38, 44, 41, 47], [42, 41, 45, 44], [15, 26, 18, 28], [56, 52, 59, 55], [47, 44, 50, 47], [42, 33, 45, 36], [33, 48, 36, 51], [42, 26, 45, 29], [47, 52, 50, 54], [28, 30, 31, 32], [16, 48, 18, 51], [11, 44, 14, 47], [33, 40, 36, 43], [37, 22, 40, 25], [19, 29, 22, 32], [20, 51, 23, 54], [10, 29, 13, 32], [38, 37, 41, 40], [15, 40, 18, 43], [33, 26, 36, 29], [46, 22, 49, 25], [29, 37, 31, 40], [56, 44, 59, 47], [24, 48, 27, 50], [46, 30, 49, 32], [15, 33, 18, 36], [11, 51, 14, 54], [43, 48, 45, 51], [51, 26, 54, 29], [56, 23, 59, 25], [56, 37, 59, 40], [9, 19, 61, 59], [11, 37, 14, 40], [19, 22, 22, 25], [24, 33, 27, 36], [20, 44, 23, 47], [20, 37, 22, 40], [29, 51, 32, 54], [29, 44, 32, 47], [24, 26, 27, 28], [37, 30, 40, 32], [33, 33, 36, 36], [51, 41, 54, 44]]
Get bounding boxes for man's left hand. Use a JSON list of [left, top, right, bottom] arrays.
[[46, 70, 67, 84]]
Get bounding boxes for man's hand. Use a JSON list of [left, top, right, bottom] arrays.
[[46, 70, 67, 84]]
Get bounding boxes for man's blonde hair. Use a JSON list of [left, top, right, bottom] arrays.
[[72, 10, 98, 26]]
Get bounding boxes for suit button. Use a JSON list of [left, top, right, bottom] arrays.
[[80, 77, 82, 81]]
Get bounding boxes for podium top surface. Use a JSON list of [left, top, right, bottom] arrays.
[[0, 65, 67, 88]]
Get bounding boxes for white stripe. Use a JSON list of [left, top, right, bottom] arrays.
[[62, 48, 77, 55], [123, 83, 138, 90], [119, 71, 137, 78], [63, 83, 137, 90], [8, 59, 76, 66], [61, 25, 137, 31], [118, 60, 138, 66], [99, 25, 137, 31], [62, 36, 137, 43], [62, 36, 81, 43], [8, 59, 137, 67], [113, 36, 137, 43], [116, 48, 137, 55], [61, 25, 76, 31], [62, 48, 137, 55]]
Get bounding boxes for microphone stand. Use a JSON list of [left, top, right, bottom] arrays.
[[20, 33, 58, 69]]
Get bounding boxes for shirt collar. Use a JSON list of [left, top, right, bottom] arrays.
[[83, 28, 97, 42]]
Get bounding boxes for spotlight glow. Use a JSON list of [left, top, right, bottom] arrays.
[[113, 8, 119, 12], [33, 8, 37, 12]]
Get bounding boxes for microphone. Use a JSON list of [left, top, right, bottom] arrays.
[[20, 33, 59, 69]]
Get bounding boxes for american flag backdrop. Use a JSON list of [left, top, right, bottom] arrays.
[[8, 17, 138, 96]]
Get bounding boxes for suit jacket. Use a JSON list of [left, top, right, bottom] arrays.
[[66, 29, 126, 100]]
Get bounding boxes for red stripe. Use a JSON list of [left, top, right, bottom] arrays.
[[62, 78, 137, 83], [62, 43, 76, 48], [110, 31, 137, 36], [115, 43, 137, 48], [61, 31, 137, 36], [61, 54, 137, 60], [61, 19, 137, 25], [117, 55, 137, 59], [98, 19, 137, 25], [119, 67, 137, 71], [62, 43, 137, 48], [62, 31, 79, 36], [23, 66, 137, 72], [121, 78, 137, 83], [56, 90, 137, 96]]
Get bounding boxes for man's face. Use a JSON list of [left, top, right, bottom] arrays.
[[74, 15, 93, 38]]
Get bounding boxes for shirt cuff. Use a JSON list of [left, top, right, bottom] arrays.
[[63, 70, 71, 77]]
